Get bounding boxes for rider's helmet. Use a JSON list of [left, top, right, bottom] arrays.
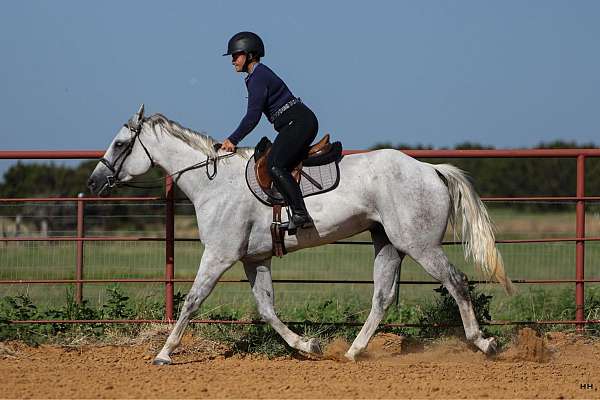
[[223, 31, 265, 59]]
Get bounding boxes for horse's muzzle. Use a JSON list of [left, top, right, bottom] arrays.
[[87, 175, 111, 197]]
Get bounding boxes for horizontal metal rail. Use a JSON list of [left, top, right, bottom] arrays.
[[0, 150, 104, 159], [6, 318, 600, 327], [1, 195, 600, 204], [1, 236, 600, 244], [349, 148, 600, 158], [0, 196, 163, 203], [0, 278, 597, 285], [4, 148, 600, 159]]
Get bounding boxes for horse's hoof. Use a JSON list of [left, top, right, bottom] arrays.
[[485, 338, 498, 355], [152, 357, 172, 366], [307, 338, 322, 355], [475, 337, 498, 355], [344, 351, 357, 362]]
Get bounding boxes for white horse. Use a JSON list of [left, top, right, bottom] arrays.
[[88, 105, 514, 365]]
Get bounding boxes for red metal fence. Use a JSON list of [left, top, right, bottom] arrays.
[[2, 148, 600, 329]]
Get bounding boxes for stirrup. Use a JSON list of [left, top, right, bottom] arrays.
[[282, 208, 313, 236]]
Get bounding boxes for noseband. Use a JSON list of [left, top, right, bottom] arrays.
[[99, 122, 155, 190]]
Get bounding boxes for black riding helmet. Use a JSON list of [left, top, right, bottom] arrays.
[[223, 31, 265, 58]]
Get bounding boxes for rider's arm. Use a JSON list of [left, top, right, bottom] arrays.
[[227, 75, 267, 146]]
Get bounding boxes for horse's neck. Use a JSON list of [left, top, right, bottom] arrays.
[[148, 131, 243, 205]]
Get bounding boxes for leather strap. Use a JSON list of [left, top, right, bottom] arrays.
[[271, 205, 287, 257]]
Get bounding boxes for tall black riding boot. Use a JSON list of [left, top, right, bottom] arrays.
[[270, 166, 314, 231]]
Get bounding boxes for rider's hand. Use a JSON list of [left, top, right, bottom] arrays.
[[221, 139, 236, 153]]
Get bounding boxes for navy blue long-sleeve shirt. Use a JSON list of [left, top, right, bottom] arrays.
[[228, 63, 295, 145]]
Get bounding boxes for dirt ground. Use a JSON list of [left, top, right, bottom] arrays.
[[2, 328, 600, 399]]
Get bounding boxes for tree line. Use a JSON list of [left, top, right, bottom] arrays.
[[0, 140, 598, 233]]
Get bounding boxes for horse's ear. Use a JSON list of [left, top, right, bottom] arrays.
[[128, 103, 145, 130], [135, 103, 145, 123]]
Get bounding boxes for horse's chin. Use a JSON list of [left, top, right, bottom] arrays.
[[89, 181, 112, 197], [95, 183, 112, 197], [88, 172, 133, 197]]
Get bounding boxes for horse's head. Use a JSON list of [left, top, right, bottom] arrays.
[[87, 104, 155, 195]]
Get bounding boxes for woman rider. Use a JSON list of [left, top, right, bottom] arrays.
[[221, 32, 318, 232]]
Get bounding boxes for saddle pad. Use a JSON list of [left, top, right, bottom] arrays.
[[245, 157, 341, 206]]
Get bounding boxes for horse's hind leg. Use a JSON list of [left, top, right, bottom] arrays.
[[153, 250, 234, 365], [412, 246, 497, 354], [243, 259, 322, 355], [345, 227, 404, 361]]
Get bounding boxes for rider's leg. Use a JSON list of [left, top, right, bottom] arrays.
[[268, 103, 318, 230], [269, 165, 313, 228]]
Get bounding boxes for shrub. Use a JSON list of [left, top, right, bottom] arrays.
[[418, 284, 493, 338]]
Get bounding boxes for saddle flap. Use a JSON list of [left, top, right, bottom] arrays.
[[255, 147, 273, 191], [254, 136, 272, 162]]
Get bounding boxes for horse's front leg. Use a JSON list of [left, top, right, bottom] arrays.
[[243, 259, 322, 355], [153, 250, 235, 365]]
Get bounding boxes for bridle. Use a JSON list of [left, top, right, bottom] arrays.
[[99, 121, 155, 190], [97, 119, 236, 194]]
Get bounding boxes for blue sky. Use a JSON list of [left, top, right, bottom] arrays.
[[1, 1, 599, 174]]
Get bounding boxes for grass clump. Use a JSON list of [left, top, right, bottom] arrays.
[[0, 291, 102, 345]]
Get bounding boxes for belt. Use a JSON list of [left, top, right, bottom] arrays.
[[269, 98, 302, 123]]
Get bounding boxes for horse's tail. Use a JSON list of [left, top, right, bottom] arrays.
[[431, 163, 515, 295]]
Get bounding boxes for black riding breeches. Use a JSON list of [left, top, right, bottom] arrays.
[[267, 102, 319, 172]]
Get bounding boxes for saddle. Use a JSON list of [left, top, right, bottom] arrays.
[[245, 134, 343, 257], [254, 134, 341, 194]]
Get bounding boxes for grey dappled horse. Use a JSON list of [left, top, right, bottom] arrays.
[[88, 105, 514, 364]]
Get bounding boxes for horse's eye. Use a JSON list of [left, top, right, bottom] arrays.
[[115, 141, 124, 148]]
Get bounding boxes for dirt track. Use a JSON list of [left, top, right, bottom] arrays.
[[2, 329, 600, 399]]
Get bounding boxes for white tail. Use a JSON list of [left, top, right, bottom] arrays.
[[432, 163, 515, 294]]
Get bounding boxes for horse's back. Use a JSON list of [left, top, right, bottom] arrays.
[[338, 149, 450, 240], [340, 149, 446, 193]]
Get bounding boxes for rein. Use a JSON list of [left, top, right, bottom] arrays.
[[98, 122, 235, 192]]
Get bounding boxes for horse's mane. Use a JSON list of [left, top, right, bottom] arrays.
[[145, 113, 254, 159]]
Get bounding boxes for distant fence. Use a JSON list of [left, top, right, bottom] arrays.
[[2, 148, 600, 330]]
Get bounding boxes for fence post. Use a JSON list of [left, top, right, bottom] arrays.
[[165, 176, 175, 322], [395, 263, 402, 309], [76, 192, 85, 304], [576, 155, 586, 332]]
